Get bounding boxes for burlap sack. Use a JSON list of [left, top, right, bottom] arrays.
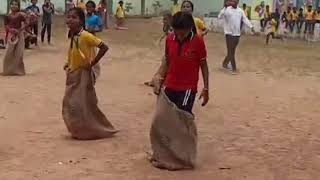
[[2, 32, 25, 76], [150, 90, 197, 170], [92, 63, 101, 82], [62, 68, 118, 140]]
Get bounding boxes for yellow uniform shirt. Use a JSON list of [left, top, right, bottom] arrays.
[[243, 7, 249, 17], [271, 19, 277, 33], [116, 6, 125, 18], [289, 12, 298, 21], [264, 11, 271, 19], [77, 2, 86, 11], [67, 30, 103, 71], [171, 4, 180, 15], [305, 11, 314, 20], [194, 17, 206, 35], [315, 12, 320, 21]]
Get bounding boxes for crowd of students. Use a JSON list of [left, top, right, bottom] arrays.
[[2, 0, 54, 50], [1, 0, 56, 75], [248, 3, 320, 43]]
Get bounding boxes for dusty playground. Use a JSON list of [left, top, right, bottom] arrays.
[[0, 17, 320, 180]]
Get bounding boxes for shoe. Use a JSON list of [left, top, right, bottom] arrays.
[[231, 70, 238, 75], [222, 65, 232, 71]]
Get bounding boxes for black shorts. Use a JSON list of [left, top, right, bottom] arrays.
[[164, 88, 196, 113]]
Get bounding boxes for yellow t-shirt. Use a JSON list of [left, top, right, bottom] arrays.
[[264, 11, 271, 19], [194, 17, 206, 35], [67, 30, 103, 71], [243, 7, 249, 17], [305, 11, 314, 20], [171, 4, 180, 15], [271, 19, 277, 33], [77, 2, 86, 10], [289, 12, 298, 21], [116, 6, 125, 18], [315, 12, 320, 21]]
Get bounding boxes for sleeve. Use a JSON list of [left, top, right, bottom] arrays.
[[198, 37, 207, 61], [197, 18, 207, 31], [52, 5, 55, 14], [97, 16, 103, 28], [84, 32, 103, 47], [241, 9, 253, 28], [37, 6, 40, 13], [218, 8, 225, 19]]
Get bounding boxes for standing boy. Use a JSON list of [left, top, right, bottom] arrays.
[[41, 0, 55, 44], [26, 0, 40, 46], [304, 5, 314, 35], [297, 8, 304, 33], [289, 7, 298, 33]]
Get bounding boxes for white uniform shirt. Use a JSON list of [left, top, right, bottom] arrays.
[[218, 6, 253, 36]]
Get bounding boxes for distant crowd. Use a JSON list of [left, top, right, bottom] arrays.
[[1, 0, 126, 49], [242, 3, 320, 36]]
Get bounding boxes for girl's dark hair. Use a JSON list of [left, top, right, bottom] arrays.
[[10, 0, 20, 8], [86, 0, 96, 9], [69, 7, 86, 29], [171, 11, 195, 30], [119, 1, 124, 4], [67, 7, 86, 43], [181, 0, 194, 11]]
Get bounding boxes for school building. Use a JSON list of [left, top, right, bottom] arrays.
[[0, 0, 223, 17]]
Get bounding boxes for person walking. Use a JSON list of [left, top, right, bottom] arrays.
[[218, 0, 255, 74]]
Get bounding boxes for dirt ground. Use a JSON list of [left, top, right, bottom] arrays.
[[0, 17, 320, 180]]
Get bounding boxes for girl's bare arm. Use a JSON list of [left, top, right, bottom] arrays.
[[91, 43, 109, 66], [152, 56, 169, 95]]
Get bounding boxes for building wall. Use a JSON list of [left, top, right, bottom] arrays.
[[191, 0, 224, 16]]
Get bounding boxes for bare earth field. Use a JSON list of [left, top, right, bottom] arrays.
[[0, 17, 320, 180]]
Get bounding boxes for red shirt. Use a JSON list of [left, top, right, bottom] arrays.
[[164, 32, 207, 92]]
